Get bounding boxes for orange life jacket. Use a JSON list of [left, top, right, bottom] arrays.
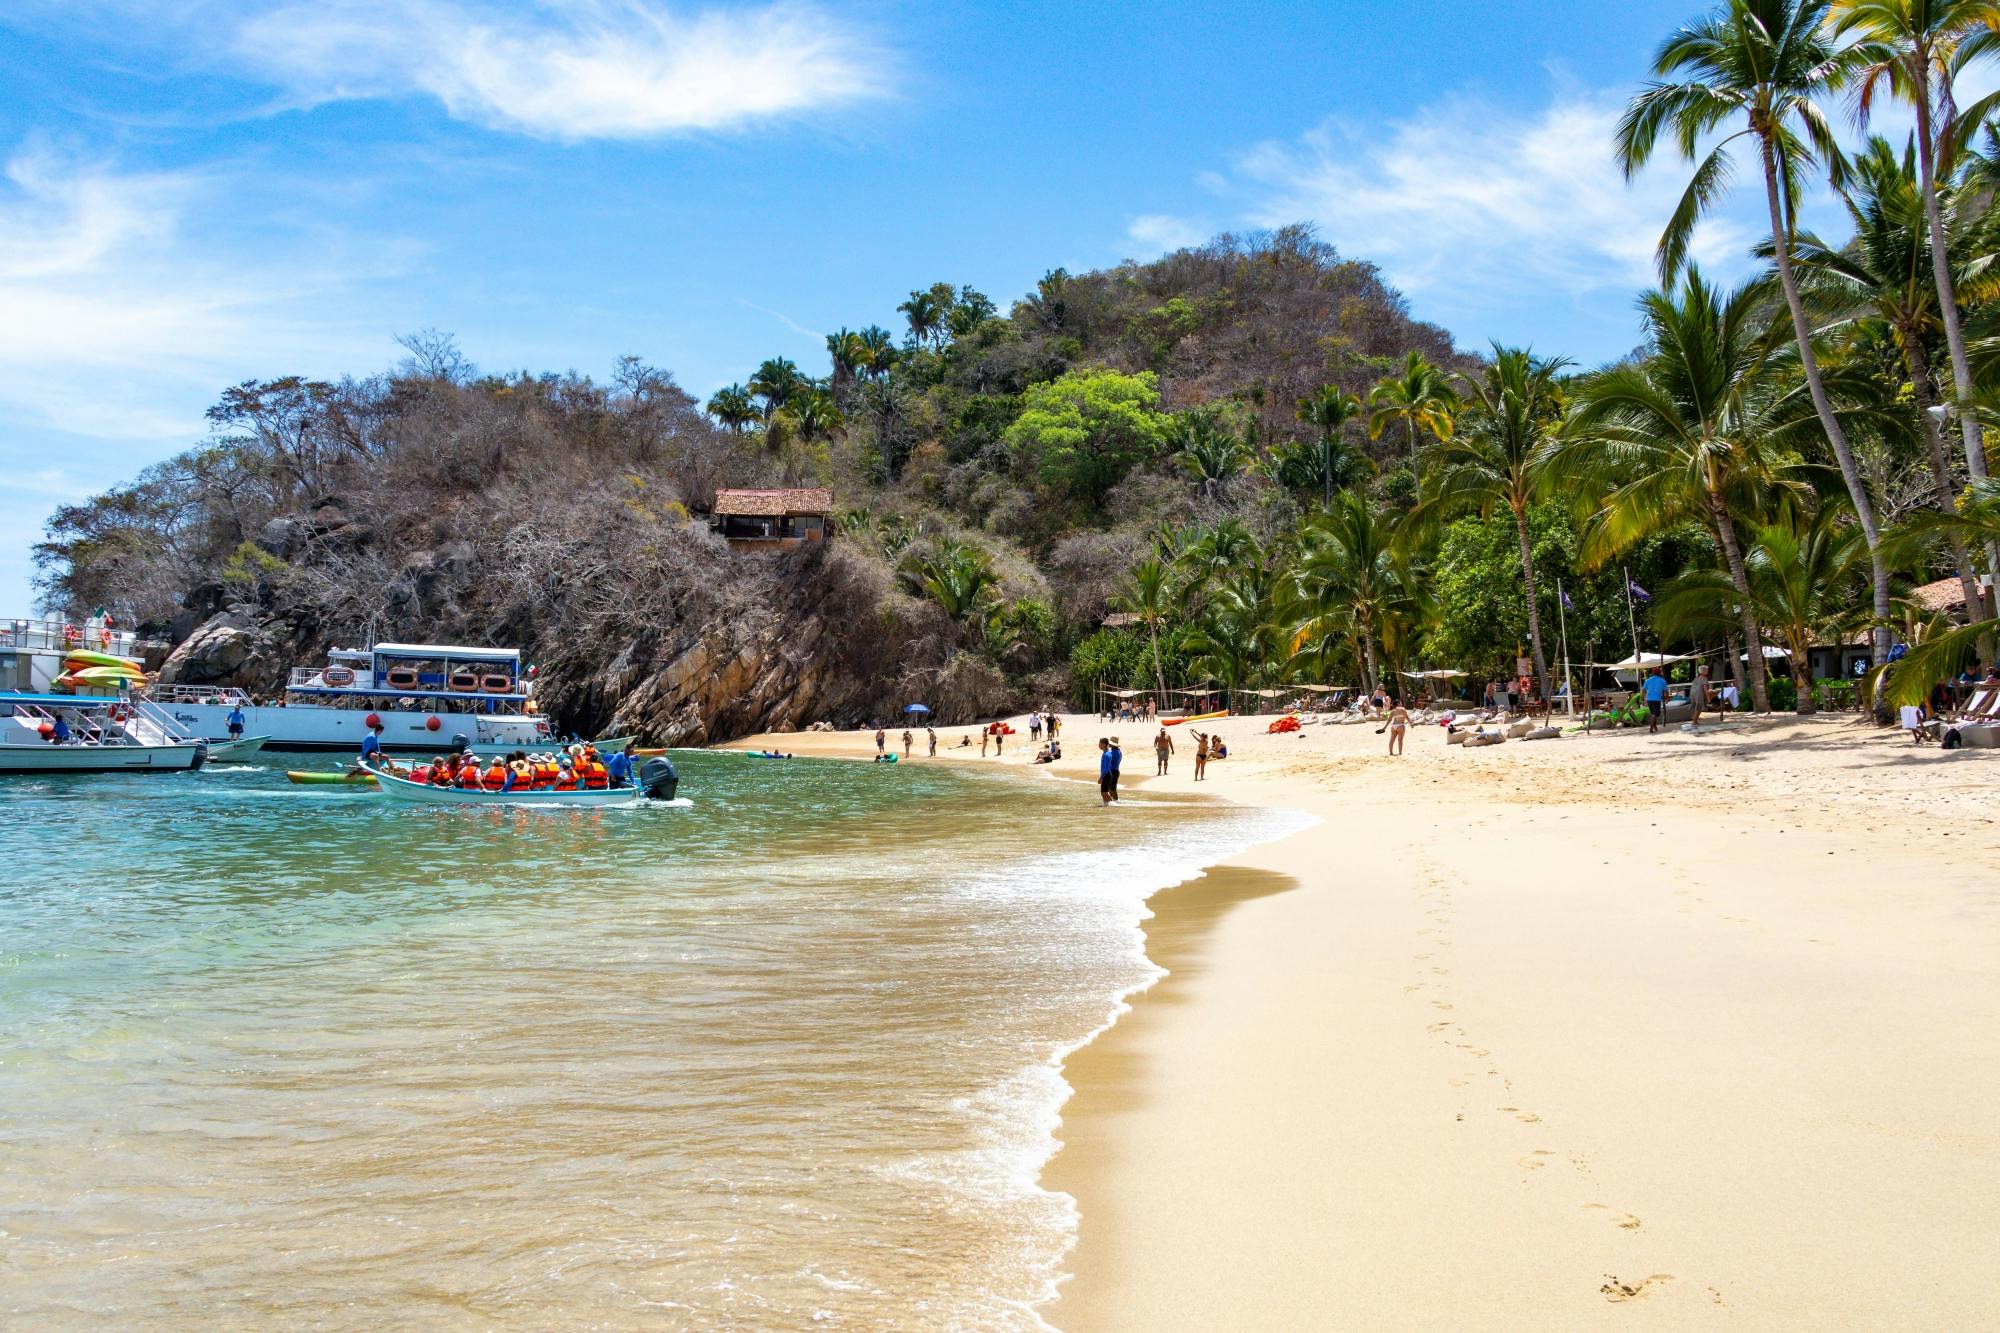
[[456, 763, 482, 788], [510, 759, 533, 787], [554, 766, 578, 791], [433, 765, 456, 787], [582, 759, 608, 789], [482, 761, 508, 791]]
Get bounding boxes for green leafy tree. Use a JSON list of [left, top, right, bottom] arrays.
[[1411, 346, 1571, 702], [1003, 368, 1168, 507], [1881, 476, 2000, 700], [749, 357, 805, 420], [1616, 0, 1894, 662], [706, 384, 757, 433], [899, 540, 1001, 639], [1287, 489, 1409, 695]]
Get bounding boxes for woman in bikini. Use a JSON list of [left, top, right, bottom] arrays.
[[1387, 699, 1410, 756]]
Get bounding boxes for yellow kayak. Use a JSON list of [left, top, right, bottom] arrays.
[[1164, 710, 1229, 726]]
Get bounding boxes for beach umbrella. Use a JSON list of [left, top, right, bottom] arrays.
[[904, 703, 930, 714]]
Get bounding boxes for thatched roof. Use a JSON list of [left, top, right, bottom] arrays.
[[712, 487, 834, 517], [1909, 576, 1969, 613]]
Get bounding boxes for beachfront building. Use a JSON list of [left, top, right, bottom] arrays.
[[708, 488, 833, 551]]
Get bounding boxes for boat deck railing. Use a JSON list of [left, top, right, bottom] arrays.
[[5, 696, 199, 748], [2, 619, 139, 656], [154, 684, 254, 705]]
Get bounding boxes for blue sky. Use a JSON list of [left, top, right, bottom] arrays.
[[0, 1, 1856, 610]]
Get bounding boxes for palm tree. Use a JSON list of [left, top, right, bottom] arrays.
[[1831, 0, 2000, 508], [749, 357, 804, 420], [1112, 557, 1176, 699], [790, 390, 842, 444], [1368, 351, 1457, 474], [705, 384, 756, 433], [1265, 432, 1374, 499], [1786, 136, 1992, 621], [899, 540, 1001, 639], [1655, 504, 1871, 712], [1173, 416, 1252, 499], [898, 289, 945, 350], [1564, 270, 1828, 713], [857, 326, 897, 378], [1185, 570, 1280, 693], [825, 328, 867, 391], [1296, 385, 1365, 509], [1288, 489, 1408, 696], [1616, 0, 1894, 665], [1412, 345, 1572, 704]]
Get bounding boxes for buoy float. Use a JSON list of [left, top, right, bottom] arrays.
[[364, 712, 382, 729], [37, 721, 54, 738], [425, 715, 441, 731]]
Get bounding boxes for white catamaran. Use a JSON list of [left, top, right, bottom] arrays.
[[157, 642, 554, 753]]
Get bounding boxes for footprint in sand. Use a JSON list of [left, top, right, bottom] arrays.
[[1404, 984, 1425, 992], [1583, 1204, 1642, 1230], [1448, 1076, 1470, 1087], [1600, 1274, 1674, 1303], [1518, 1150, 1556, 1171], [1431, 1001, 1455, 1011]]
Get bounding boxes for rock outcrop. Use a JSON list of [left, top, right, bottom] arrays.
[[155, 612, 286, 689]]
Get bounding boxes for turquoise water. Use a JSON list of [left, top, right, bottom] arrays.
[[0, 752, 1304, 1329]]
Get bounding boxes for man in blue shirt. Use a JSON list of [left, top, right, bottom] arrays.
[[606, 744, 634, 788], [226, 705, 246, 740], [50, 715, 72, 745], [1643, 667, 1669, 735], [358, 719, 384, 766], [1098, 737, 1116, 805]]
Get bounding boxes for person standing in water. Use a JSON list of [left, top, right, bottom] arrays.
[[1106, 736, 1122, 801], [1097, 738, 1116, 805]]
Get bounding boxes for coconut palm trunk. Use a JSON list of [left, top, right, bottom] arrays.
[[1912, 87, 2000, 624], [1149, 618, 1167, 701], [1710, 492, 1773, 713], [1788, 633, 1817, 715], [1513, 505, 1552, 703], [1905, 336, 1990, 622], [1758, 132, 1894, 665]]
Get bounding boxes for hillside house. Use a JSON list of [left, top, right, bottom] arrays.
[[709, 488, 833, 551]]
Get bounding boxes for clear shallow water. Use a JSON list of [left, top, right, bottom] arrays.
[[0, 753, 1304, 1329]]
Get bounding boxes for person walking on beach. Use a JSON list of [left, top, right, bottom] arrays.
[[1154, 725, 1174, 775], [1046, 713, 1059, 742], [1097, 738, 1116, 805], [874, 726, 886, 756], [995, 723, 1005, 757], [981, 726, 990, 757], [1690, 665, 1709, 724], [1643, 667, 1668, 735], [927, 726, 937, 757], [1388, 698, 1410, 755], [1030, 711, 1042, 743], [901, 728, 912, 758]]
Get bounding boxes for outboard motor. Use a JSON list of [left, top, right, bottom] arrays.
[[450, 733, 472, 755], [641, 756, 680, 801]]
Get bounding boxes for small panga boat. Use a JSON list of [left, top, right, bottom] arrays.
[[367, 757, 679, 806], [208, 734, 270, 760]]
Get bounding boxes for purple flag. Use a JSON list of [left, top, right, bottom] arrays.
[[1560, 587, 1575, 611], [1627, 577, 1652, 603]]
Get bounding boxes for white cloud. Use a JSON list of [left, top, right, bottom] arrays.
[[0, 144, 401, 440], [234, 0, 888, 140], [1126, 213, 1206, 258], [1216, 87, 1765, 345]]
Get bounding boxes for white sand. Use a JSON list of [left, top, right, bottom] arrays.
[[727, 710, 2000, 1328]]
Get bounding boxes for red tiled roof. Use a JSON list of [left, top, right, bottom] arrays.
[[1909, 576, 1969, 612], [712, 487, 834, 517]]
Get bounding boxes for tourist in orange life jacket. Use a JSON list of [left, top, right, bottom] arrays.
[[481, 758, 508, 791], [456, 758, 483, 788], [553, 757, 578, 790], [508, 754, 533, 791], [581, 748, 609, 789], [430, 756, 454, 786]]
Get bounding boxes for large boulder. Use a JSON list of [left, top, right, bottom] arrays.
[[154, 613, 281, 690]]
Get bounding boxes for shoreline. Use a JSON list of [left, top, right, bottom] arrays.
[[723, 711, 2000, 1329]]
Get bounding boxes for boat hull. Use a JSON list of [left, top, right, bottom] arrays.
[[0, 742, 205, 774], [207, 735, 269, 760], [370, 770, 641, 806], [159, 701, 550, 752]]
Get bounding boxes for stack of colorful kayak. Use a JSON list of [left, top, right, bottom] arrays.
[[55, 649, 147, 693]]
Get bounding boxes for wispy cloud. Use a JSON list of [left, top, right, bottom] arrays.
[[1125, 213, 1207, 259], [1207, 82, 1767, 355], [735, 297, 823, 343], [234, 0, 890, 140], [0, 142, 403, 440]]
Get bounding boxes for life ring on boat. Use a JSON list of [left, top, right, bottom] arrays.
[[480, 673, 511, 694], [385, 667, 420, 690], [97, 627, 113, 649], [321, 665, 356, 686], [447, 672, 478, 693], [63, 624, 81, 645], [425, 715, 442, 731]]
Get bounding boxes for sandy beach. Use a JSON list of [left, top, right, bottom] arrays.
[[725, 710, 2000, 1329]]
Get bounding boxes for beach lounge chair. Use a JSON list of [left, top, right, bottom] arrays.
[[1900, 706, 1942, 744]]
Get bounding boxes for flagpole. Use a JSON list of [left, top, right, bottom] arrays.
[[1623, 564, 1643, 670], [1557, 578, 1575, 718]]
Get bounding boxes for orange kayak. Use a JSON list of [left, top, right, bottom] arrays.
[[1165, 710, 1228, 726]]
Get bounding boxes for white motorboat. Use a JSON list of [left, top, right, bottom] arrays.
[[0, 694, 207, 774], [206, 735, 270, 760]]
